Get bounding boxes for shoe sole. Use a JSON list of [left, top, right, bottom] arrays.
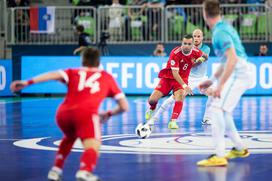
[[168, 123, 179, 129], [48, 176, 61, 181], [197, 164, 228, 167], [197, 162, 228, 167], [168, 127, 179, 129], [168, 125, 179, 129], [76, 176, 101, 181], [48, 178, 61, 181]]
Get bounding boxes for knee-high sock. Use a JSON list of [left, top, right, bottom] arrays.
[[171, 101, 183, 120], [224, 111, 245, 150], [152, 96, 175, 120], [54, 137, 76, 169], [203, 98, 213, 121], [211, 107, 226, 157], [80, 148, 98, 172]]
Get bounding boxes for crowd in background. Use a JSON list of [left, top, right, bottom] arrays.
[[4, 0, 271, 57], [6, 0, 268, 8]]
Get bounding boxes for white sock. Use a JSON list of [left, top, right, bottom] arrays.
[[211, 107, 226, 157], [152, 95, 175, 121], [203, 98, 212, 121], [224, 111, 245, 151]]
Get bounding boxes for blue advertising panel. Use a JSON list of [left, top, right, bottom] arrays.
[[0, 60, 12, 96], [21, 56, 272, 95]]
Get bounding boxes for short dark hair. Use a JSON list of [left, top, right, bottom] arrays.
[[76, 25, 84, 33], [260, 43, 268, 47], [81, 47, 100, 67], [183, 34, 193, 40], [203, 0, 220, 18]]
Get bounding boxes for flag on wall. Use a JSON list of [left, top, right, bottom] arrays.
[[30, 7, 55, 33]]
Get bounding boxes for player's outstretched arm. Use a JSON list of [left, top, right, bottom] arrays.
[[10, 71, 63, 92], [99, 96, 129, 123], [99, 73, 130, 123], [112, 97, 129, 115]]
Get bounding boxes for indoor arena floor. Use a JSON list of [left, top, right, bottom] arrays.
[[0, 96, 272, 181]]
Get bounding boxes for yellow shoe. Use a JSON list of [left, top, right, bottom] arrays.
[[197, 154, 228, 167], [168, 121, 179, 129], [225, 147, 250, 160], [145, 109, 154, 120]]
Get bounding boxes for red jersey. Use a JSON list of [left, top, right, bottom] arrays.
[[58, 67, 124, 114], [158, 46, 203, 84]]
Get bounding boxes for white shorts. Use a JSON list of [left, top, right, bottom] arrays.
[[207, 70, 253, 113], [188, 76, 209, 90]]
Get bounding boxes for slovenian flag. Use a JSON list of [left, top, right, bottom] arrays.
[[30, 6, 55, 34]]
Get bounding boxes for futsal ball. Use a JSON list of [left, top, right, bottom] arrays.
[[135, 123, 152, 139]]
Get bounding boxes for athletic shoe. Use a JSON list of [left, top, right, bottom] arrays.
[[145, 109, 154, 120], [168, 121, 179, 129], [225, 147, 250, 160], [48, 167, 62, 181], [197, 154, 228, 167], [76, 170, 100, 181]]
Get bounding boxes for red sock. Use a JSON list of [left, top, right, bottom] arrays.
[[149, 99, 157, 110], [54, 137, 76, 169], [171, 101, 183, 120], [80, 148, 98, 172]]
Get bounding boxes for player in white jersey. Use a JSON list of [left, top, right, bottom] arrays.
[[147, 29, 212, 125], [197, 0, 253, 167]]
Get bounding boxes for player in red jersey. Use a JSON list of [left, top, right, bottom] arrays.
[[10, 48, 129, 181], [145, 34, 207, 129]]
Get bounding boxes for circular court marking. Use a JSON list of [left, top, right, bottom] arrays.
[[13, 131, 272, 155]]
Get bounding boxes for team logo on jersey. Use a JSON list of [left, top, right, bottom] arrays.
[[171, 60, 175, 66], [180, 59, 184, 63], [12, 131, 272, 155]]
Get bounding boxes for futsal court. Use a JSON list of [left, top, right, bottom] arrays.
[[0, 96, 271, 181]]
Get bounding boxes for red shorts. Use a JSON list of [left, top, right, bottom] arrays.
[[56, 105, 101, 140], [155, 78, 184, 96]]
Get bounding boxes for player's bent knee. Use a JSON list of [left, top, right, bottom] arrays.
[[176, 96, 184, 101], [149, 91, 163, 104], [173, 90, 185, 101], [82, 138, 101, 153], [174, 94, 184, 101]]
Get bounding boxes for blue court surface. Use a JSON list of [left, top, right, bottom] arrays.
[[0, 96, 272, 181]]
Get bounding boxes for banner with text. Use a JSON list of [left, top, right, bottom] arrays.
[[21, 56, 272, 95]]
